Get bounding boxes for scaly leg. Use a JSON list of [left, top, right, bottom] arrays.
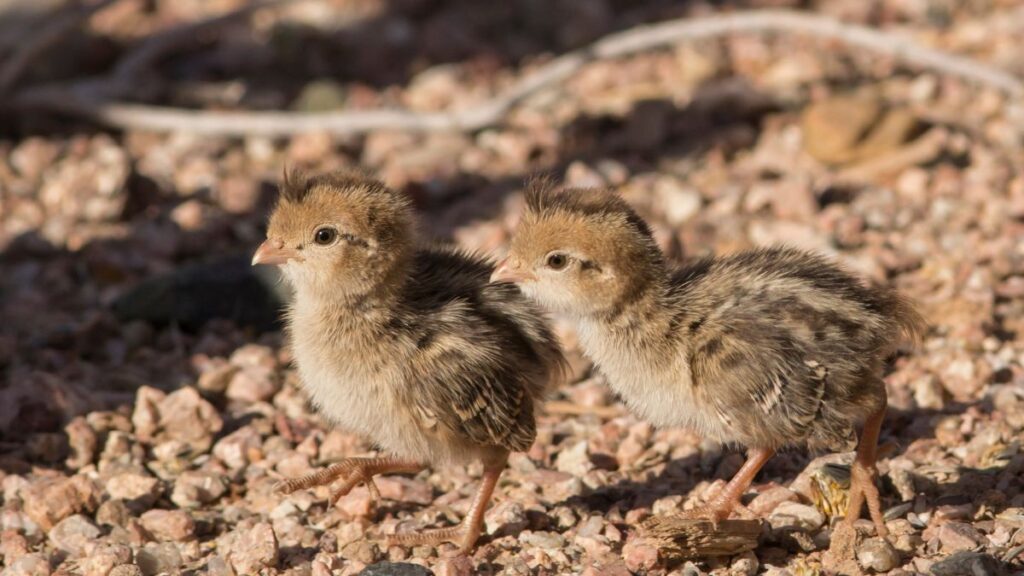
[[844, 399, 888, 538], [388, 458, 506, 553], [676, 447, 775, 525], [276, 456, 424, 504]]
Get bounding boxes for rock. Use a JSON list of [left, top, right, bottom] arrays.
[[78, 543, 132, 576], [21, 475, 99, 530], [768, 502, 825, 532], [197, 362, 238, 395], [1, 529, 29, 563], [171, 469, 227, 504], [340, 540, 380, 564], [748, 485, 799, 515], [336, 486, 374, 518], [484, 500, 528, 537], [654, 177, 702, 226], [374, 477, 433, 505], [226, 368, 280, 404], [357, 562, 432, 576], [622, 539, 660, 573], [109, 566, 144, 576], [229, 522, 279, 574], [434, 556, 475, 576], [213, 426, 262, 470], [730, 551, 760, 576], [225, 344, 280, 403], [140, 509, 195, 541], [555, 441, 593, 476], [857, 536, 899, 572], [112, 255, 287, 332], [64, 416, 97, 469], [938, 522, 984, 552], [158, 387, 223, 452], [520, 531, 565, 550], [930, 551, 1005, 576], [1, 552, 50, 576], [95, 499, 131, 528], [130, 387, 164, 442], [48, 514, 100, 556], [206, 555, 235, 576], [106, 472, 161, 512], [137, 542, 183, 576]]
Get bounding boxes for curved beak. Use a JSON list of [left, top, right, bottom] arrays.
[[490, 258, 536, 284], [252, 239, 299, 266]]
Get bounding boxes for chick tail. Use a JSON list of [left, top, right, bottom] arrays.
[[884, 290, 927, 348]]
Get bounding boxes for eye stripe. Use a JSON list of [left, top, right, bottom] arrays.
[[340, 233, 369, 248]]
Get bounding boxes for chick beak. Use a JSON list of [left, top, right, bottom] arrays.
[[252, 239, 298, 266], [491, 258, 536, 284]]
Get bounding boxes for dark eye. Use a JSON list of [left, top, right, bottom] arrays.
[[314, 227, 337, 245], [546, 253, 568, 270]]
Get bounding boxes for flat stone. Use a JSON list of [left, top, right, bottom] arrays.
[[48, 514, 100, 556], [930, 551, 1005, 576], [768, 501, 825, 532], [857, 536, 900, 573], [106, 472, 161, 512], [21, 475, 99, 531], [938, 522, 985, 552], [137, 542, 183, 576], [171, 470, 228, 508], [140, 509, 195, 541], [229, 522, 279, 574]]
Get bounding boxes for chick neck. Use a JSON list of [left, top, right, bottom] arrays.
[[588, 251, 673, 337]]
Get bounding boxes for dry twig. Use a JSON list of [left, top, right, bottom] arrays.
[[641, 516, 763, 562], [9, 9, 1024, 135], [835, 128, 949, 183]]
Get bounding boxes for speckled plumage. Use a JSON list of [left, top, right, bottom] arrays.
[[255, 170, 564, 551], [498, 181, 924, 536]]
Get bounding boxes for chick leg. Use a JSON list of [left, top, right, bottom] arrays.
[[388, 460, 505, 553], [844, 399, 888, 538], [677, 447, 775, 524], [276, 456, 424, 504]]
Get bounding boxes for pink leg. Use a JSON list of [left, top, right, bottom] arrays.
[[844, 399, 889, 538]]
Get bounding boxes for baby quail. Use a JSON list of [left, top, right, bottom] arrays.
[[252, 170, 564, 552], [494, 182, 924, 538]]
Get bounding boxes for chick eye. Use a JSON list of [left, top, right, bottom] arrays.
[[314, 227, 338, 245], [546, 253, 569, 270]]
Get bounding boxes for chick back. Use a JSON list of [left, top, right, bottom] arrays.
[[673, 247, 924, 452]]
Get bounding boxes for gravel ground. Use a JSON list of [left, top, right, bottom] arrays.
[[1, 1, 1023, 575]]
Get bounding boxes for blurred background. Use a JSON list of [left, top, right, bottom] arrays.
[[0, 1, 1023, 575]]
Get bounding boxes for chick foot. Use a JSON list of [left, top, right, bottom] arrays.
[[675, 447, 775, 528], [276, 456, 423, 505], [842, 401, 889, 539], [388, 461, 504, 554]]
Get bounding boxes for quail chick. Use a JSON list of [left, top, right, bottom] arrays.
[[252, 170, 564, 552], [493, 182, 924, 539]]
